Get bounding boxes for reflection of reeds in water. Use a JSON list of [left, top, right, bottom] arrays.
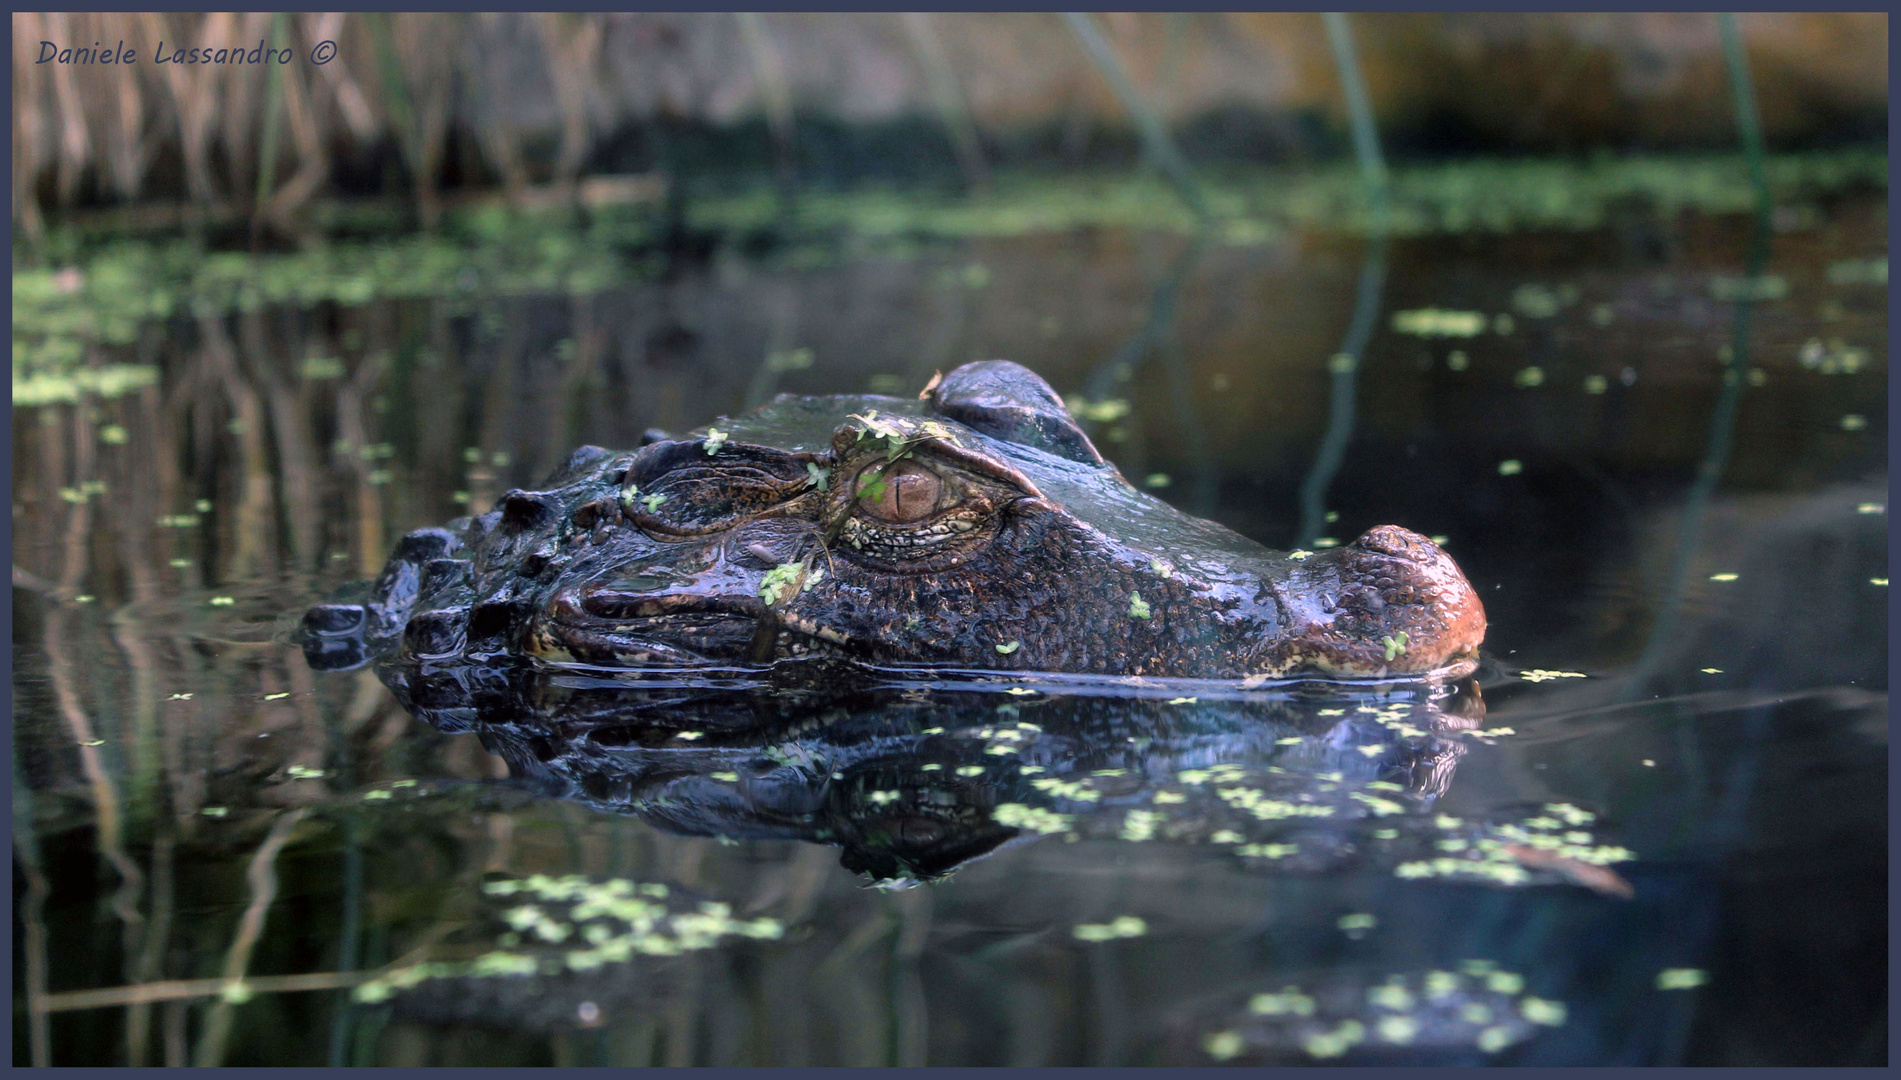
[[1296, 12, 1390, 548], [1629, 13, 1775, 688], [8, 288, 943, 1063]]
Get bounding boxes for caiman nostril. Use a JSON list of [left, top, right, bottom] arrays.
[[1355, 525, 1437, 562]]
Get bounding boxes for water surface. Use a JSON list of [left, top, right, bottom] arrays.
[[11, 172, 1886, 1065]]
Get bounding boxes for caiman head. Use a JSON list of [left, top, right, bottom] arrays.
[[302, 361, 1486, 680]]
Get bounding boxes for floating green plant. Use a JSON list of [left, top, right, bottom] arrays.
[[1073, 915, 1147, 942], [1657, 968, 1708, 990], [759, 561, 823, 606], [1519, 669, 1587, 683], [993, 802, 1070, 834], [351, 875, 783, 1005]]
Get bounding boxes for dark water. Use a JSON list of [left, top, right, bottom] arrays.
[[12, 188, 1886, 1065]]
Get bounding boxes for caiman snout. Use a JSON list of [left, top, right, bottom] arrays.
[[1262, 525, 1487, 678]]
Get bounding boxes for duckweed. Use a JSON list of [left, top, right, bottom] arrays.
[[993, 802, 1070, 833], [1250, 988, 1317, 1016], [1519, 669, 1587, 683], [353, 876, 783, 1004], [1120, 809, 1162, 842], [1030, 777, 1101, 802], [1349, 792, 1405, 817], [759, 561, 823, 605], [1177, 764, 1246, 786], [1221, 786, 1337, 821], [1476, 1025, 1516, 1053], [1128, 591, 1152, 619], [1825, 257, 1886, 285], [1073, 915, 1146, 941], [1368, 981, 1415, 1011], [1377, 1015, 1420, 1044], [1203, 1030, 1245, 1061], [1304, 1020, 1367, 1058], [1382, 632, 1409, 661], [1520, 997, 1567, 1025], [1486, 971, 1525, 995], [1213, 965, 1561, 1061], [1657, 968, 1708, 990], [1393, 309, 1487, 338], [1066, 397, 1132, 423]]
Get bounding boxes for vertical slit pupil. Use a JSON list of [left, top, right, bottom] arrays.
[[869, 462, 941, 522]]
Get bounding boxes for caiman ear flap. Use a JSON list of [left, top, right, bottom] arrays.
[[927, 360, 1106, 466]]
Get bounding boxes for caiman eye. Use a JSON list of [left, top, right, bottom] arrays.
[[856, 461, 944, 523], [838, 456, 994, 568]]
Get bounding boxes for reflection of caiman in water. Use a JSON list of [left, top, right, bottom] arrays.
[[377, 661, 1627, 892], [302, 360, 1485, 680]]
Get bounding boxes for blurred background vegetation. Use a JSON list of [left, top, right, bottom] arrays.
[[12, 12, 1887, 240]]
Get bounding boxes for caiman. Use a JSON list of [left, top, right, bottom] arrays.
[[301, 361, 1486, 680]]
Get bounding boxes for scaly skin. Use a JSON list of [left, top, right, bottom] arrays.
[[301, 361, 1486, 680]]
